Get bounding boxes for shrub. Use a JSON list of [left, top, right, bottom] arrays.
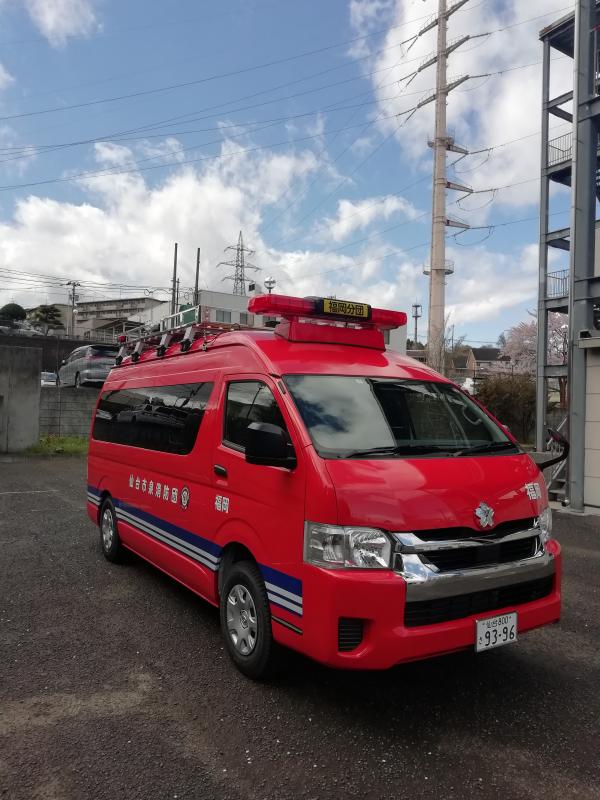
[[476, 374, 536, 443]]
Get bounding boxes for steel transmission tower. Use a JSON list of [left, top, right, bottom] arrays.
[[217, 231, 260, 295]]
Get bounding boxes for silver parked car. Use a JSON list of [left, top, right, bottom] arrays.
[[41, 371, 58, 387], [57, 344, 118, 388]]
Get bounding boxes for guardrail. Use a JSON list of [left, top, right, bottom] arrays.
[[548, 132, 572, 167], [547, 269, 569, 299]]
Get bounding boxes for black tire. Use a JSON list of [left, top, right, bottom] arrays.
[[99, 498, 124, 563], [74, 372, 81, 389], [220, 560, 281, 680]]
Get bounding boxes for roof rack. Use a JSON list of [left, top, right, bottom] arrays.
[[114, 303, 256, 366]]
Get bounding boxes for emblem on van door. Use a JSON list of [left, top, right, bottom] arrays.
[[181, 487, 190, 510], [475, 502, 494, 528]]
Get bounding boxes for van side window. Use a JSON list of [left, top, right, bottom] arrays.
[[224, 381, 287, 450], [93, 382, 213, 455]]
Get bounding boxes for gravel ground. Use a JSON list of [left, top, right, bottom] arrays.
[[1, 456, 599, 800]]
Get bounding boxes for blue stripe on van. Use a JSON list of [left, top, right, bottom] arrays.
[[260, 564, 303, 616], [113, 498, 222, 559], [87, 485, 302, 613], [259, 564, 302, 598]]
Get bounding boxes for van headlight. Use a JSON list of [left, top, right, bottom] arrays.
[[304, 522, 392, 569], [537, 506, 553, 544]]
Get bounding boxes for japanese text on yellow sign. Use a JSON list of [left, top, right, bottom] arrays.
[[322, 299, 370, 318]]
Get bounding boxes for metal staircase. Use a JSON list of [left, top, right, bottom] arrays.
[[545, 418, 568, 504]]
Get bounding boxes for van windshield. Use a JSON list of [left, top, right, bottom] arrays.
[[283, 375, 518, 459]]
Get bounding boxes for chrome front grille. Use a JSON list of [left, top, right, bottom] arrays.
[[394, 532, 541, 573], [393, 522, 555, 606]]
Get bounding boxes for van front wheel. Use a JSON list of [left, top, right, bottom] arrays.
[[220, 560, 281, 680]]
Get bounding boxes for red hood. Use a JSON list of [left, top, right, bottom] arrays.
[[324, 454, 545, 532]]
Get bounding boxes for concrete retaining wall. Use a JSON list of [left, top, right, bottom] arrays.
[[0, 334, 101, 373], [40, 386, 99, 437], [0, 345, 41, 452]]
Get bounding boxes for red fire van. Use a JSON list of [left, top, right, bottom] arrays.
[[87, 294, 561, 678]]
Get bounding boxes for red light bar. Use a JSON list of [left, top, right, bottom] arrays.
[[249, 294, 314, 317], [248, 293, 406, 329], [370, 307, 407, 330]]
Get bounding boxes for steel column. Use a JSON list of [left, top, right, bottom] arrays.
[[567, 0, 598, 510], [536, 39, 551, 452]]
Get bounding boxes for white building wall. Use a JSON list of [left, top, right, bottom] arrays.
[[584, 349, 600, 509]]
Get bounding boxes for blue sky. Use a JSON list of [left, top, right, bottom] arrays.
[[0, 0, 574, 345]]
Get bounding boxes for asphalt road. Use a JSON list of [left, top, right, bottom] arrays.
[[1, 456, 599, 800]]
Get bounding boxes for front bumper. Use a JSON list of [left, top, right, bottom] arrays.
[[283, 543, 561, 670]]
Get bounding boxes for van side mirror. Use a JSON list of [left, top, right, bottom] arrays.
[[531, 427, 570, 470], [244, 422, 297, 469]]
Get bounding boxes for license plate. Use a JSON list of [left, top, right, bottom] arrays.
[[475, 612, 518, 652]]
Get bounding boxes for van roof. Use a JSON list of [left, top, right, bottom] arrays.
[[114, 328, 445, 383]]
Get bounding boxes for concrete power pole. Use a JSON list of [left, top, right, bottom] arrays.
[[422, 0, 471, 374], [65, 280, 81, 336], [171, 242, 178, 316], [427, 0, 449, 374], [193, 247, 200, 306]]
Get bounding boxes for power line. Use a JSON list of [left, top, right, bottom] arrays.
[[0, 5, 450, 124]]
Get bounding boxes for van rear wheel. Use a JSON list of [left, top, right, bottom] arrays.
[[99, 498, 124, 563], [220, 560, 281, 680]]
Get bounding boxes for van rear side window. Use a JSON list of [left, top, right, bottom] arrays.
[[93, 382, 213, 454]]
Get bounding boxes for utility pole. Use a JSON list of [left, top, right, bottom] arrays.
[[427, 0, 449, 374], [411, 303, 422, 345], [176, 278, 180, 310], [171, 242, 178, 316], [217, 231, 260, 295], [65, 280, 81, 336], [193, 247, 200, 306], [411, 0, 471, 374]]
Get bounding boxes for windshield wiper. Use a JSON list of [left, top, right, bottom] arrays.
[[451, 441, 519, 457], [342, 444, 454, 458]]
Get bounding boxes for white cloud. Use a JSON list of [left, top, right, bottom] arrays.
[[23, 0, 99, 47], [317, 194, 421, 242], [0, 63, 14, 90], [444, 243, 559, 325], [136, 138, 186, 165], [349, 0, 574, 211], [93, 142, 133, 167], [0, 131, 428, 322], [0, 125, 37, 176]]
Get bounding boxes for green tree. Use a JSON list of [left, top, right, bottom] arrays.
[[0, 302, 26, 321], [477, 374, 536, 443], [29, 304, 64, 334]]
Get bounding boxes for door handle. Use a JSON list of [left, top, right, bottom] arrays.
[[213, 464, 227, 478]]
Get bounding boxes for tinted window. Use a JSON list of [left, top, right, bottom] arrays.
[[89, 345, 118, 357], [216, 309, 231, 323], [224, 381, 287, 449], [284, 375, 514, 458], [93, 382, 213, 454]]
